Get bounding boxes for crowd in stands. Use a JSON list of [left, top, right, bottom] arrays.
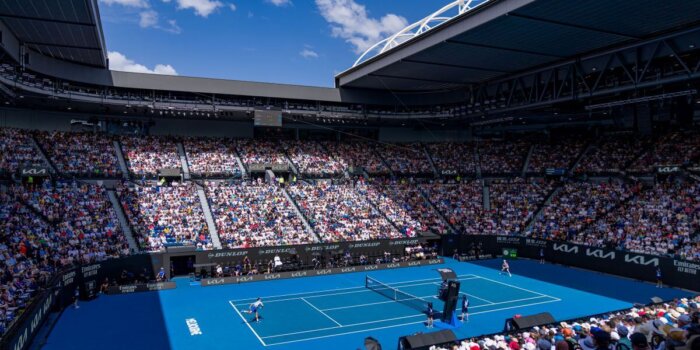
[[121, 136, 181, 176], [363, 182, 421, 237], [630, 131, 700, 173], [0, 128, 45, 174], [478, 141, 529, 174], [371, 181, 453, 235], [184, 138, 242, 177], [485, 179, 554, 236], [582, 180, 700, 260], [282, 141, 344, 176], [237, 139, 288, 166], [10, 181, 128, 261], [576, 135, 651, 174], [527, 139, 587, 173], [0, 181, 128, 333], [423, 181, 485, 235], [322, 141, 390, 174], [37, 131, 121, 177], [379, 143, 433, 174], [528, 181, 635, 242], [427, 142, 478, 175], [117, 181, 211, 251], [289, 180, 403, 241], [431, 296, 700, 350], [206, 180, 314, 248]]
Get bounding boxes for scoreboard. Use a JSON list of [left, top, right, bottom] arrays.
[[254, 109, 283, 127]]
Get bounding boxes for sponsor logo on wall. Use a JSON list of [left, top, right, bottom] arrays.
[[200, 259, 444, 287], [586, 248, 616, 260], [552, 243, 579, 254], [673, 260, 699, 275]]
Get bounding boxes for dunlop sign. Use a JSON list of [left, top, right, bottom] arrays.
[[201, 259, 444, 287]]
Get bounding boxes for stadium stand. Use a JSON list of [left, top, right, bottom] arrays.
[[0, 128, 46, 175], [36, 131, 121, 178], [281, 140, 345, 177], [426, 142, 478, 175], [183, 137, 242, 177], [117, 181, 211, 251], [120, 136, 181, 177], [288, 180, 404, 241], [321, 141, 390, 174], [206, 180, 314, 248]]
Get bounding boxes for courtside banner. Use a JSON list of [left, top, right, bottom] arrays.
[[106, 282, 177, 295], [200, 258, 444, 287]]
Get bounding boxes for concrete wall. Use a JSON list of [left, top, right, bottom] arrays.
[[0, 108, 76, 131], [0, 107, 254, 138], [149, 118, 253, 138], [378, 127, 471, 143]]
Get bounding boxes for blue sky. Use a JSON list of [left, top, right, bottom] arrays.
[[98, 0, 455, 87]]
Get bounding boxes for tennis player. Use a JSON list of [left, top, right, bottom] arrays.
[[461, 295, 469, 322], [656, 267, 663, 288], [500, 259, 512, 277], [246, 297, 264, 323], [426, 302, 434, 328]]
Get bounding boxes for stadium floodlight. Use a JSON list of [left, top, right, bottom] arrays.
[[354, 0, 492, 67]]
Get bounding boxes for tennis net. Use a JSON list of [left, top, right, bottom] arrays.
[[365, 276, 428, 314]]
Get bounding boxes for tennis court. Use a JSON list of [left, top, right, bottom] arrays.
[[43, 258, 692, 350], [229, 273, 560, 347]]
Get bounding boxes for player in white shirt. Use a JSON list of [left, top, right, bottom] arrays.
[[246, 298, 264, 323], [500, 259, 512, 277]]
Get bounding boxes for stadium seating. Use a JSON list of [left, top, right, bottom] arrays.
[[37, 131, 121, 177], [0, 128, 45, 174], [183, 137, 242, 177], [117, 181, 211, 251], [426, 142, 478, 175], [281, 140, 345, 176], [321, 141, 390, 174], [206, 180, 314, 248], [121, 136, 181, 177], [288, 180, 404, 242]]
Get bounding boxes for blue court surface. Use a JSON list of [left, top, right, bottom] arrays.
[[42, 258, 692, 350]]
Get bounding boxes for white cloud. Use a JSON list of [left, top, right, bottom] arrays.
[[174, 0, 224, 17], [266, 0, 292, 6], [139, 10, 159, 28], [299, 48, 319, 59], [108, 51, 178, 75], [138, 10, 182, 33], [164, 20, 182, 33], [229, 3, 236, 11], [100, 0, 149, 7], [315, 0, 407, 54]]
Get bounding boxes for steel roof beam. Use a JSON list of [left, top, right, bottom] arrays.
[[445, 40, 567, 59], [0, 13, 94, 27], [507, 13, 641, 40], [402, 59, 511, 74]]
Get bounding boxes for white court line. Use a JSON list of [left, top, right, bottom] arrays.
[[472, 275, 554, 298], [263, 298, 562, 346], [228, 301, 266, 347], [263, 295, 559, 340], [301, 298, 342, 327], [232, 276, 481, 306], [229, 274, 477, 303]]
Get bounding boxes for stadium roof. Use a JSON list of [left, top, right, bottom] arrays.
[[336, 0, 700, 92], [0, 0, 107, 68]]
